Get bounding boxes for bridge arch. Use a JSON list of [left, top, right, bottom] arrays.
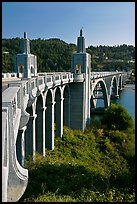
[[25, 104, 35, 160], [16, 129, 25, 166], [118, 74, 122, 90], [54, 86, 63, 138], [16, 102, 36, 166], [45, 89, 54, 150], [90, 79, 109, 109], [63, 84, 70, 127], [35, 93, 45, 154], [109, 76, 119, 99]]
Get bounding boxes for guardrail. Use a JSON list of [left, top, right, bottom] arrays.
[[2, 73, 17, 79], [2, 87, 28, 202]]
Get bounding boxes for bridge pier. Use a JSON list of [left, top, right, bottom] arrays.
[[69, 82, 85, 130], [32, 113, 37, 159], [69, 75, 90, 131]]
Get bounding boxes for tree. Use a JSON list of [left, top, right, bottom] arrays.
[[101, 104, 134, 131]]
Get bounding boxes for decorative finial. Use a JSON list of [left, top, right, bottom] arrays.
[[80, 27, 83, 36], [24, 32, 27, 39]]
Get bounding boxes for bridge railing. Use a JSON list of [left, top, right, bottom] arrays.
[[2, 73, 18, 79], [91, 71, 128, 80], [37, 72, 74, 87], [3, 87, 21, 119], [2, 86, 28, 202]]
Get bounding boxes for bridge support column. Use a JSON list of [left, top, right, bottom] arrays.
[[42, 106, 46, 156], [32, 113, 37, 160], [69, 79, 90, 131]]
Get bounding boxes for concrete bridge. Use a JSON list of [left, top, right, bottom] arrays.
[[2, 30, 130, 202]]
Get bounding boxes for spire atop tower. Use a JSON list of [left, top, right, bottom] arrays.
[[24, 32, 27, 39], [77, 28, 86, 53], [80, 27, 83, 36], [22, 31, 30, 54]]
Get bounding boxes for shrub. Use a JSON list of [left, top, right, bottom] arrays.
[[101, 103, 134, 131]]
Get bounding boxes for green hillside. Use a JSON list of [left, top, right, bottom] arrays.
[[20, 104, 135, 202], [2, 38, 135, 73]]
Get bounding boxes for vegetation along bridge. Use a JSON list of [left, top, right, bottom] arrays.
[[2, 30, 131, 201]]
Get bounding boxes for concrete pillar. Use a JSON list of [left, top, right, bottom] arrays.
[[42, 106, 46, 156], [2, 167, 8, 202], [69, 82, 85, 130], [32, 113, 37, 160]]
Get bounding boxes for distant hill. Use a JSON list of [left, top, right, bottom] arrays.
[[2, 38, 135, 73], [87, 44, 135, 72]]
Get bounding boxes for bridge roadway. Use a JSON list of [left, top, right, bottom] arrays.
[[2, 71, 130, 202], [2, 71, 124, 91], [2, 78, 21, 92]]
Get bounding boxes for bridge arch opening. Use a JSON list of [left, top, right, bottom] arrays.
[[25, 105, 33, 160], [118, 75, 122, 91], [54, 87, 62, 137], [35, 94, 44, 154], [90, 80, 109, 112], [110, 76, 118, 99], [63, 85, 70, 127], [16, 129, 24, 166], [45, 89, 53, 150]]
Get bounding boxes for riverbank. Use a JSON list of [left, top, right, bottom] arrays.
[[126, 75, 135, 84]]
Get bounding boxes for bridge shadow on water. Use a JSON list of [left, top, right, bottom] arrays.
[[19, 162, 111, 201]]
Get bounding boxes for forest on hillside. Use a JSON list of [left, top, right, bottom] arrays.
[[2, 37, 135, 73]]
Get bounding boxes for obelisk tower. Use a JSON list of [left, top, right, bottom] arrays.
[[69, 29, 91, 131], [14, 32, 37, 78]]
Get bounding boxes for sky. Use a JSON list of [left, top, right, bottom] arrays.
[[2, 2, 135, 47]]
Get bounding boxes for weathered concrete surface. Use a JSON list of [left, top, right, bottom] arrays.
[[2, 78, 21, 92]]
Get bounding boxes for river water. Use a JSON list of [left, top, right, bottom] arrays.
[[114, 84, 135, 121], [91, 84, 135, 122]]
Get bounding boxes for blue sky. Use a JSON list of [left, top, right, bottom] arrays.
[[2, 2, 135, 47]]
